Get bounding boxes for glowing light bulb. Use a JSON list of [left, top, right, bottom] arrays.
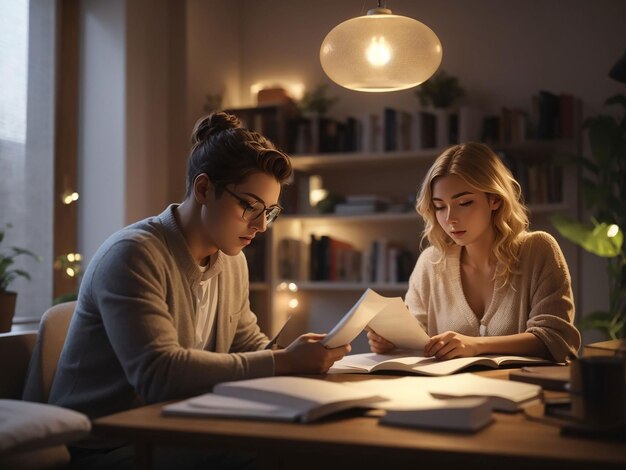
[[607, 224, 619, 238], [67, 253, 75, 262], [288, 282, 298, 292], [288, 298, 299, 309], [366, 36, 391, 67], [66, 267, 75, 277]]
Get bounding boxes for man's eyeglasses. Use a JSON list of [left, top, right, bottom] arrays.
[[220, 185, 282, 226]]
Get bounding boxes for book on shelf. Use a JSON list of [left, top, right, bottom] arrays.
[[309, 235, 361, 282], [329, 352, 551, 378], [321, 289, 430, 350], [509, 365, 570, 391], [334, 195, 390, 215], [162, 376, 384, 423], [278, 238, 301, 279], [242, 232, 266, 282]]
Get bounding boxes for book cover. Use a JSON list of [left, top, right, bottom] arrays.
[[163, 376, 385, 423], [509, 365, 570, 391], [381, 395, 492, 432]]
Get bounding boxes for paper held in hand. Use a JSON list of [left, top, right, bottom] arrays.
[[321, 289, 430, 350]]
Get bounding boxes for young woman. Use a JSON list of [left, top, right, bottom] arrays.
[[51, 112, 350, 468], [368, 142, 580, 363]]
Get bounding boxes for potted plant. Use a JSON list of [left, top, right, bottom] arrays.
[[415, 70, 465, 147], [414, 69, 465, 109], [0, 224, 42, 332], [551, 94, 626, 340]]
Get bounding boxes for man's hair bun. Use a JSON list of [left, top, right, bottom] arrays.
[[192, 112, 241, 145]]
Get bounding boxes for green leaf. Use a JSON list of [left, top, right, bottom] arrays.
[[11, 247, 42, 262], [11, 269, 32, 281], [550, 215, 622, 257]]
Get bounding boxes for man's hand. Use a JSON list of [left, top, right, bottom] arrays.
[[273, 333, 351, 375], [424, 331, 481, 359], [366, 327, 396, 354]]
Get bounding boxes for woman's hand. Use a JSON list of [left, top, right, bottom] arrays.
[[366, 328, 396, 354], [424, 331, 481, 359]]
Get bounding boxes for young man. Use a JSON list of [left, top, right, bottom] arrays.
[[50, 112, 350, 467]]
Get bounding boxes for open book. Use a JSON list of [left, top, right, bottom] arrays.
[[347, 373, 542, 417], [329, 352, 550, 377], [162, 376, 385, 423], [321, 289, 430, 350]]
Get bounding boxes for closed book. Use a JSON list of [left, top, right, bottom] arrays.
[[509, 365, 570, 391], [381, 397, 492, 432], [163, 377, 385, 423]]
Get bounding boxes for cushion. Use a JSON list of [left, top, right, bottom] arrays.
[[0, 400, 91, 454]]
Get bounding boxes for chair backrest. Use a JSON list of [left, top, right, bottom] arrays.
[[22, 301, 76, 403]]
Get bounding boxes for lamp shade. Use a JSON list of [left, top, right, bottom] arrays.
[[320, 8, 442, 92]]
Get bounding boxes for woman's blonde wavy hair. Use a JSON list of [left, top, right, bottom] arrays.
[[416, 142, 529, 286]]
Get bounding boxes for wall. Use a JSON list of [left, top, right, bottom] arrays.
[[78, 0, 127, 262], [238, 0, 625, 116], [79, 0, 186, 263]]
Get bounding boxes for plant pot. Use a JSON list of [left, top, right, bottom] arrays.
[[0, 290, 17, 333]]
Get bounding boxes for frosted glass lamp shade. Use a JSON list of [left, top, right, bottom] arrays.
[[320, 10, 443, 92]]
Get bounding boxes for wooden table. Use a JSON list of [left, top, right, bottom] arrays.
[[92, 370, 626, 470]]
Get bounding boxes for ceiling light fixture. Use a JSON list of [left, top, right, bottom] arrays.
[[320, 1, 443, 92]]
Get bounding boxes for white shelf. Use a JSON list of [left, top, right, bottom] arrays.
[[289, 149, 439, 171], [527, 202, 569, 214], [278, 281, 409, 292], [278, 212, 419, 224]]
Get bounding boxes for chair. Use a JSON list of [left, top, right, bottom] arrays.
[[22, 301, 76, 403], [0, 301, 88, 470]]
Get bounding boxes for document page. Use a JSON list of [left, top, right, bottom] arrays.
[[322, 289, 389, 348], [322, 289, 430, 349]]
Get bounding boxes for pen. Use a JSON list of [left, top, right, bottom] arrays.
[[264, 315, 292, 350]]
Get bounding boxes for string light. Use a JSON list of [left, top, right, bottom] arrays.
[[62, 191, 80, 205]]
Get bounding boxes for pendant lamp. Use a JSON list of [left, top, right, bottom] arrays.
[[320, 3, 442, 92]]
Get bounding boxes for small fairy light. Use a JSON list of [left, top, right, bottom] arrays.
[[62, 191, 80, 205], [66, 267, 76, 277], [288, 298, 299, 309], [276, 282, 289, 292], [288, 282, 298, 292]]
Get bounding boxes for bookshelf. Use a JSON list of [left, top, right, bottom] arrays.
[[229, 105, 580, 352]]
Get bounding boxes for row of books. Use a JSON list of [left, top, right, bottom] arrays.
[[286, 107, 484, 155], [278, 236, 415, 284], [499, 151, 564, 205], [482, 92, 582, 144], [230, 91, 581, 156]]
